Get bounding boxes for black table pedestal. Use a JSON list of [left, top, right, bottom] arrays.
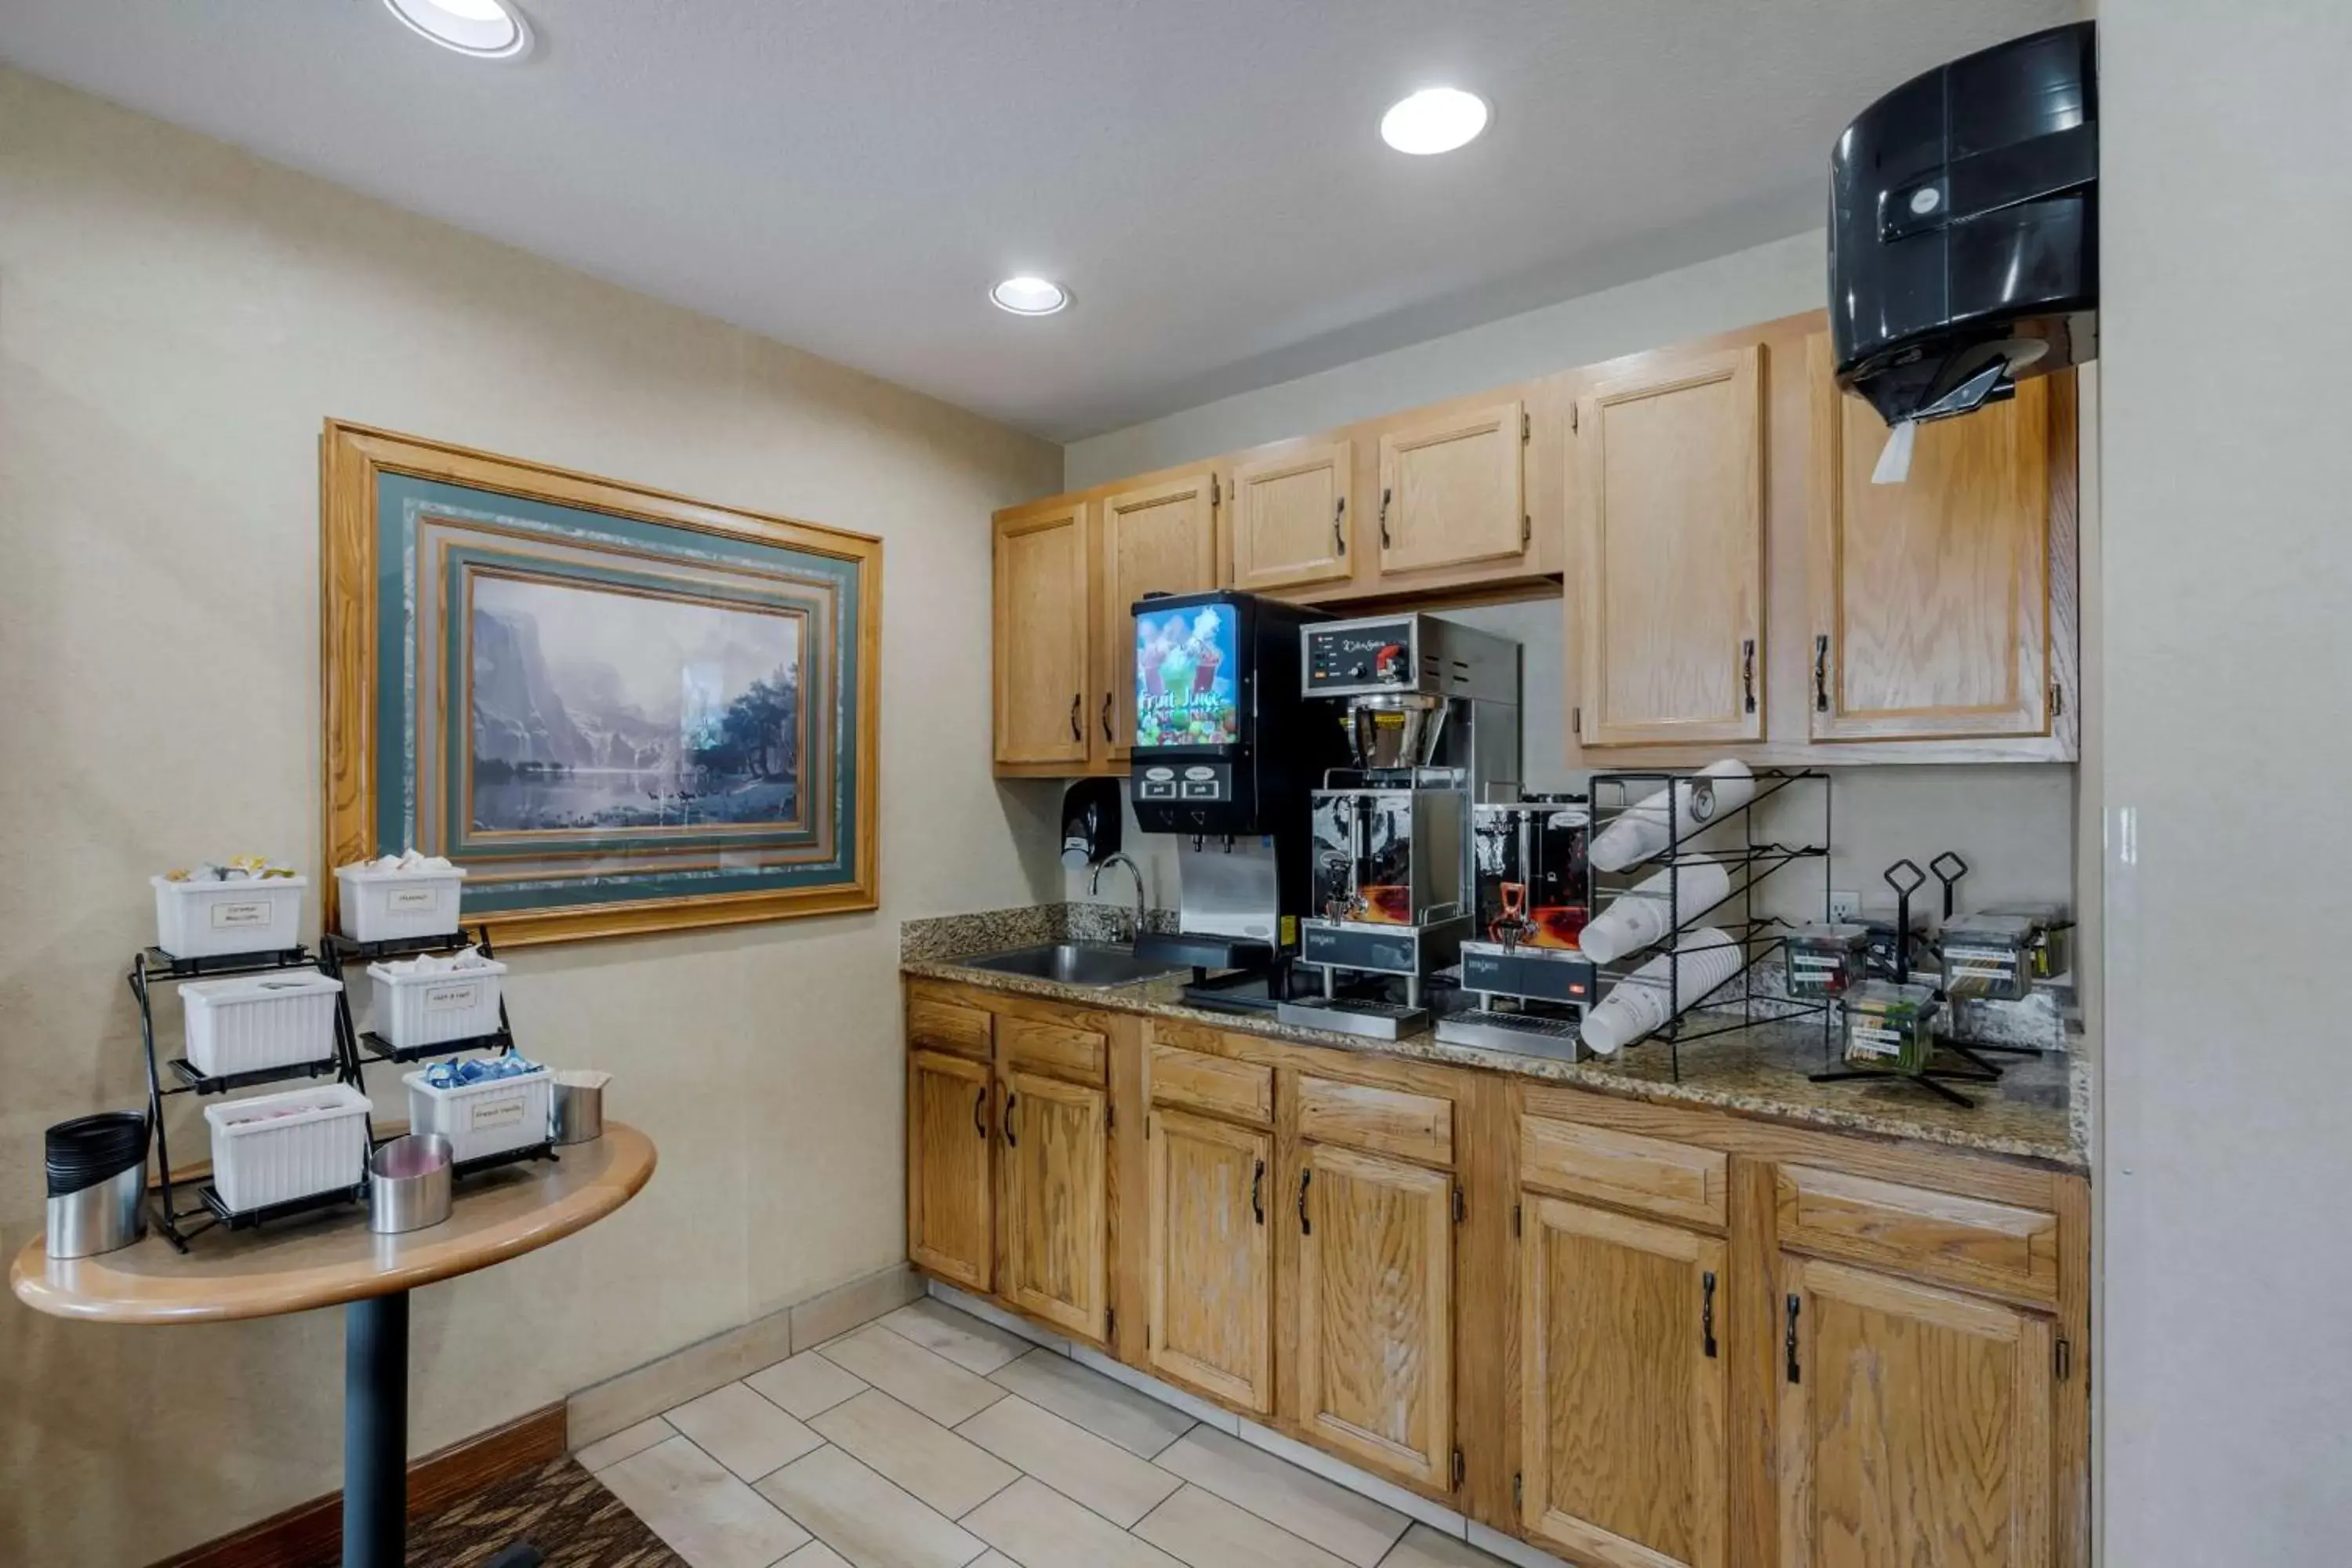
[[344, 1290, 409, 1567]]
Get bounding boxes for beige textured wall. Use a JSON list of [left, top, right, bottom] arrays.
[[0, 67, 1063, 1566]]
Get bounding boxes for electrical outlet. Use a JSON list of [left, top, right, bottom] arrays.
[[1828, 889, 1860, 923]]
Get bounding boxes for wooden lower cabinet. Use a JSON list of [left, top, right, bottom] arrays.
[[1520, 1197, 1729, 1568], [998, 1066, 1109, 1341], [906, 1049, 992, 1291], [1780, 1256, 2053, 1568], [905, 986, 2087, 1566], [1145, 1108, 1272, 1412], [1295, 1141, 1454, 1489]]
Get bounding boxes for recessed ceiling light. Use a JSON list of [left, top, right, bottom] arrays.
[[991, 277, 1069, 317], [383, 0, 532, 60], [1380, 87, 1490, 155]]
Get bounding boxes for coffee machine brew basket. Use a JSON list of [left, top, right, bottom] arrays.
[[1344, 693, 1447, 770]]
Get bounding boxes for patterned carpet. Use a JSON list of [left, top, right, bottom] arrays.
[[345, 1455, 684, 1567]]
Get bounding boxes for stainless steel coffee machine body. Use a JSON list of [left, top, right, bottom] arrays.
[[1283, 615, 1523, 1040], [1439, 797, 1600, 1062]]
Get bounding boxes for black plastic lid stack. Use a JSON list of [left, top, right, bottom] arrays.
[[45, 1111, 149, 1199]]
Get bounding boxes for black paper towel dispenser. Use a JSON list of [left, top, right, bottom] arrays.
[[1829, 20, 2097, 428]]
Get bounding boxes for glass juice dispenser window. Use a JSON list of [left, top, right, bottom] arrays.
[[1474, 804, 1589, 949], [1135, 601, 1240, 749]]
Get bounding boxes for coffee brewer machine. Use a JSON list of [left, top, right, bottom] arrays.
[[1436, 797, 1601, 1059], [1128, 591, 1345, 1007], [1280, 614, 1521, 1038]]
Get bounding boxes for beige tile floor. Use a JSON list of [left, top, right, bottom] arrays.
[[580, 1298, 1522, 1568]]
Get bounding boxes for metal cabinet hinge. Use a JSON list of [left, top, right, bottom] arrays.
[[2051, 681, 2064, 720], [1105, 1104, 1114, 1133], [1511, 1202, 1522, 1239], [1106, 1307, 1116, 1339], [1569, 403, 1580, 434], [1522, 410, 1531, 443], [1210, 475, 1221, 508], [1571, 706, 1583, 738], [1450, 1447, 1465, 1487], [2055, 1335, 2072, 1381], [1453, 1184, 1466, 1224], [1513, 1472, 1523, 1509], [1521, 514, 1532, 546]]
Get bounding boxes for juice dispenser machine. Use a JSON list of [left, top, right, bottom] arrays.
[[1128, 590, 1345, 1006]]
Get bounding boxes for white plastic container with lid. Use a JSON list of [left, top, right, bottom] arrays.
[[180, 971, 344, 1078], [336, 863, 467, 945], [203, 1083, 372, 1214], [405, 1064, 551, 1164], [367, 958, 506, 1051], [152, 874, 307, 960]]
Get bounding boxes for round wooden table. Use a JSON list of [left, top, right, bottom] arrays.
[[13, 1122, 655, 1567]]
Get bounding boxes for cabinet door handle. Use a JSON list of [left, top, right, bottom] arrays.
[[973, 1085, 987, 1139], [1784, 1293, 1802, 1385], [1701, 1270, 1719, 1359], [1101, 691, 1115, 745], [1296, 1167, 1312, 1235], [1251, 1159, 1265, 1225], [1004, 1091, 1018, 1149], [1068, 694, 1081, 743], [1813, 635, 1831, 713], [1333, 495, 1347, 555], [1378, 488, 1392, 550], [1741, 639, 1758, 713]]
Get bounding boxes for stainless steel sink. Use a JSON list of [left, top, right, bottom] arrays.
[[961, 942, 1180, 989]]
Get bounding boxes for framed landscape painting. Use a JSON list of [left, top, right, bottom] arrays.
[[321, 423, 881, 944]]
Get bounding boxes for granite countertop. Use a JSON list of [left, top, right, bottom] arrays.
[[903, 906, 2090, 1172]]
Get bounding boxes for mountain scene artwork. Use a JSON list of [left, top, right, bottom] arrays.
[[469, 572, 803, 834], [325, 423, 880, 942]]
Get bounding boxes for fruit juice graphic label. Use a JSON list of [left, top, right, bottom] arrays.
[[1134, 603, 1240, 748]]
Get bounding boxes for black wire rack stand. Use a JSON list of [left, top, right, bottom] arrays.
[[1585, 768, 1835, 1082], [132, 924, 550, 1252]]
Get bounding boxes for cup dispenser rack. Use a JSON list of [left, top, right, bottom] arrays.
[[1584, 768, 1835, 1083]]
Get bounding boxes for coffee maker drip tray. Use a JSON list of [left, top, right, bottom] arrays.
[[1276, 996, 1430, 1040], [1434, 1007, 1588, 1062]]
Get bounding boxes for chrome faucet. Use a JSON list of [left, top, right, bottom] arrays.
[[1089, 853, 1148, 943]]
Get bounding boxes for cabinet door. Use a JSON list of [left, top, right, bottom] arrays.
[[1146, 1109, 1272, 1412], [1294, 1142, 1453, 1487], [907, 1049, 993, 1292], [994, 503, 1093, 767], [1780, 1257, 2053, 1568], [1574, 347, 1765, 746], [999, 1067, 1109, 1341], [1808, 334, 2055, 742], [1375, 401, 1527, 576], [1100, 474, 1219, 762], [1520, 1197, 1728, 1568], [1230, 440, 1354, 593]]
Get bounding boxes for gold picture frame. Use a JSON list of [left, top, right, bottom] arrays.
[[321, 421, 882, 946]]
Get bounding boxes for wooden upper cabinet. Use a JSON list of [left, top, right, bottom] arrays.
[[993, 502, 1093, 768], [999, 1065, 1109, 1341], [1808, 332, 2057, 742], [1573, 345, 1766, 747], [1780, 1257, 2053, 1568], [1229, 440, 1356, 594], [1294, 1142, 1454, 1489], [1146, 1108, 1273, 1412], [907, 1048, 993, 1293], [1098, 472, 1219, 763], [1376, 400, 1528, 576], [1521, 1198, 1728, 1568]]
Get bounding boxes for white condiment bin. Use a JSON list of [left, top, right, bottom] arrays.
[[180, 971, 343, 1078], [152, 874, 307, 960], [405, 1065, 550, 1164], [203, 1083, 372, 1214], [336, 864, 468, 945], [368, 959, 506, 1051]]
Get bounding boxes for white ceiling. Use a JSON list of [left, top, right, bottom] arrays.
[[0, 0, 2076, 441]]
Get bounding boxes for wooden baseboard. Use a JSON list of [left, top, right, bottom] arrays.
[[152, 1403, 567, 1568]]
